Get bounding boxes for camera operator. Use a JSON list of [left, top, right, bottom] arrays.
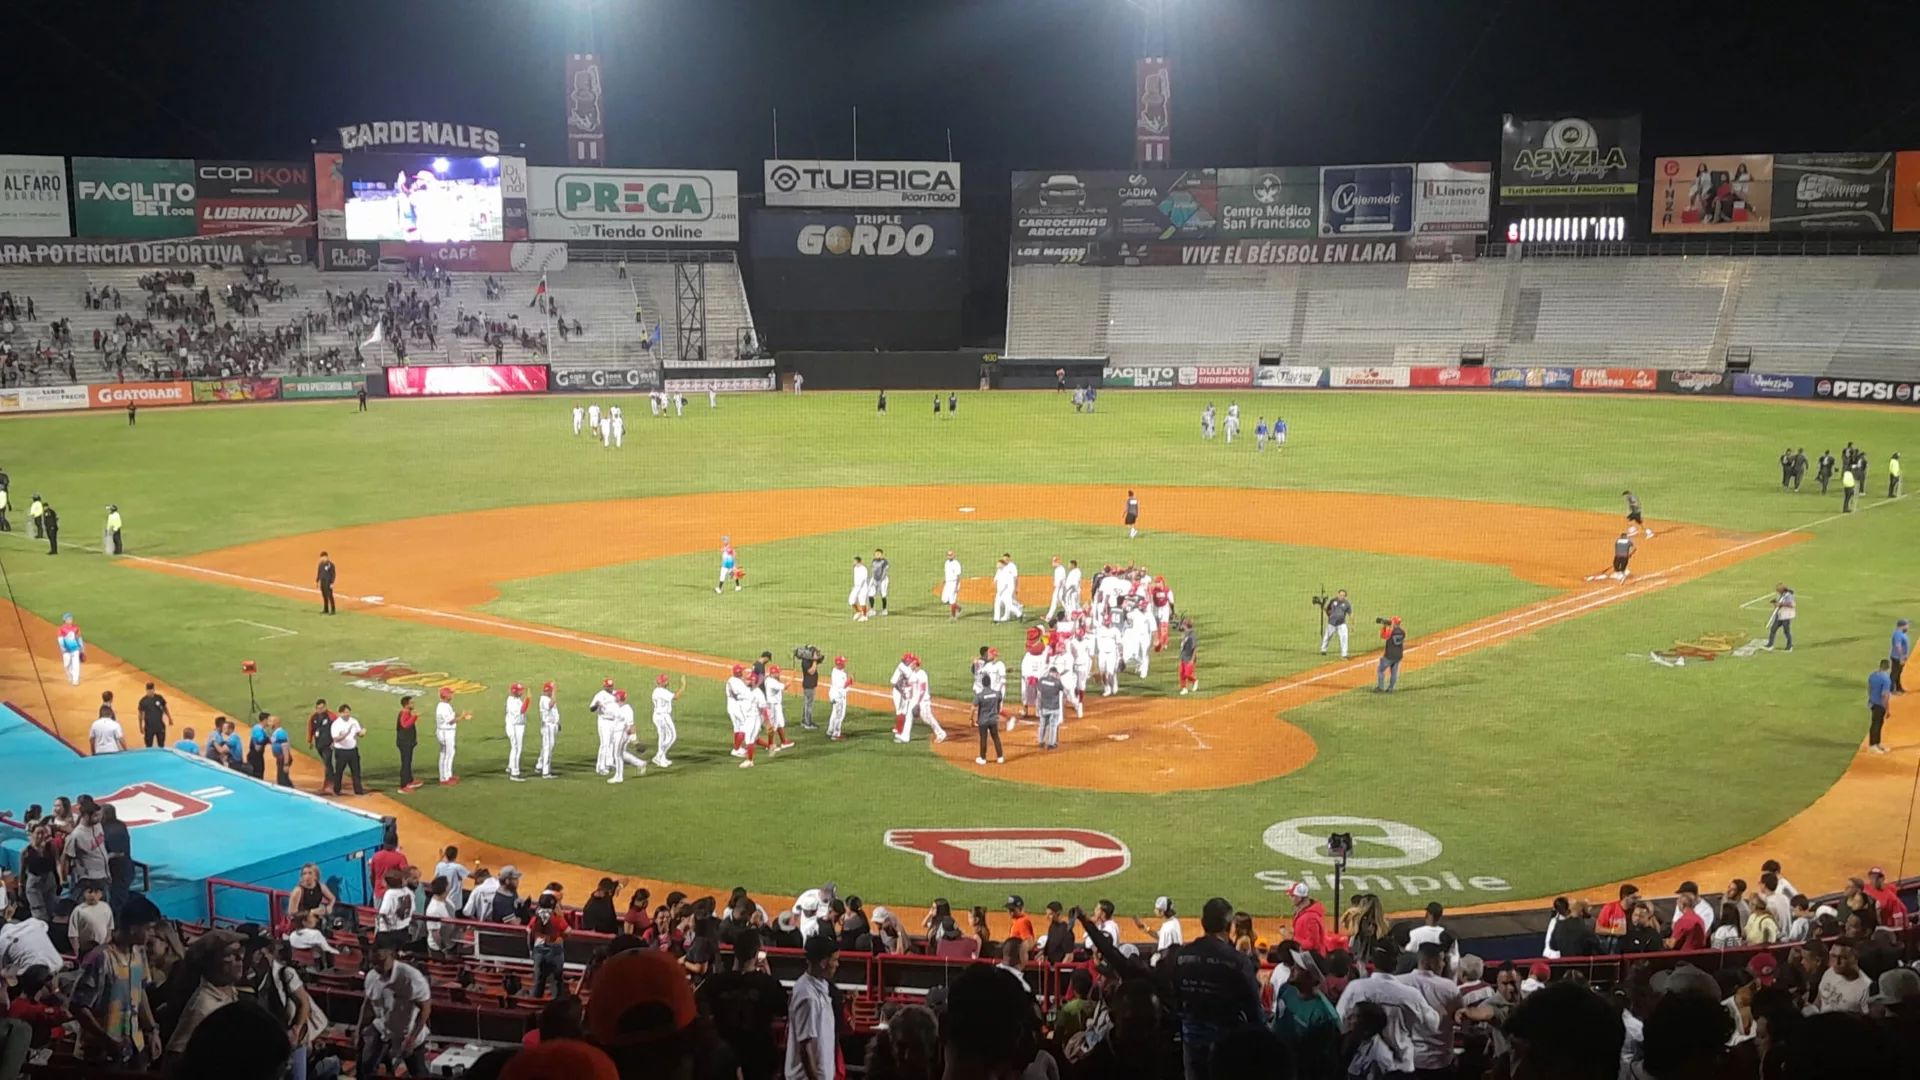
[[1319, 589, 1352, 659], [794, 645, 825, 730], [1375, 617, 1406, 693]]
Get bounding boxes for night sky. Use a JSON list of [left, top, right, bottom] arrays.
[[7, 0, 1912, 335]]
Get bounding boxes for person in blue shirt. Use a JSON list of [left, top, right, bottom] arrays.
[[1868, 659, 1894, 754], [205, 721, 230, 766], [1275, 417, 1288, 448], [269, 716, 294, 788], [247, 717, 269, 779], [223, 720, 246, 773], [173, 726, 199, 754], [1893, 619, 1910, 696], [1254, 418, 1269, 452]]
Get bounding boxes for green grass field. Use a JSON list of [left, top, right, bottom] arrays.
[[0, 390, 1911, 914]]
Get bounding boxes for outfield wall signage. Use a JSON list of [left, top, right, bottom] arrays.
[[88, 381, 193, 408], [1658, 370, 1732, 395], [0, 155, 70, 237], [1732, 372, 1815, 398], [281, 376, 367, 399], [1571, 367, 1659, 392], [1772, 152, 1894, 233], [664, 375, 778, 393], [1652, 154, 1774, 234], [1491, 366, 1574, 389], [72, 158, 198, 238], [191, 378, 281, 403], [751, 210, 962, 259], [1127, 236, 1470, 268], [764, 160, 961, 208], [0, 237, 306, 267], [1408, 366, 1491, 388], [386, 364, 549, 397], [1215, 167, 1318, 238], [1499, 115, 1641, 203], [1320, 164, 1414, 237], [1413, 162, 1492, 235], [550, 366, 663, 392], [1327, 365, 1411, 389], [1254, 365, 1327, 388], [528, 166, 739, 242], [0, 385, 89, 413], [195, 160, 315, 238], [1814, 377, 1917, 404]]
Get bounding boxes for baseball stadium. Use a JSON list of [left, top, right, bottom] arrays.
[[0, 4, 1917, 1075]]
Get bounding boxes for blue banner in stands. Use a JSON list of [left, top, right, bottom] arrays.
[[1490, 366, 1573, 389], [1733, 373, 1815, 398]]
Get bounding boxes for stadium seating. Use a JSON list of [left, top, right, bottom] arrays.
[[1006, 254, 1920, 377]]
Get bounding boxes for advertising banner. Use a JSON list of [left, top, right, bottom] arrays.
[[72, 157, 198, 238], [1254, 365, 1327, 388], [1408, 366, 1492, 388], [499, 155, 529, 242], [1179, 365, 1253, 388], [1326, 365, 1412, 389], [1491, 366, 1574, 389], [664, 375, 777, 394], [191, 377, 281, 403], [1899, 153, 1920, 233], [314, 152, 345, 239], [193, 160, 315, 237], [565, 53, 607, 166], [318, 240, 380, 271], [1814, 377, 1918, 404], [1770, 153, 1894, 233], [1135, 57, 1170, 165], [1658, 370, 1733, 396], [385, 364, 549, 397], [765, 160, 961, 208], [551, 367, 663, 392], [0, 385, 89, 413], [752, 210, 961, 259], [1119, 235, 1470, 268], [0, 237, 306, 267], [1572, 367, 1659, 392], [1103, 365, 1176, 389], [1413, 162, 1492, 234], [527, 166, 739, 242], [1008, 170, 1216, 261], [1102, 365, 1255, 389], [1320, 164, 1414, 236], [1732, 372, 1815, 399], [1214, 167, 1317, 238], [197, 200, 315, 237], [88, 381, 193, 408], [1652, 155, 1773, 233], [0, 155, 71, 237], [1499, 115, 1641, 202], [363, 241, 567, 273], [281, 375, 367, 399]]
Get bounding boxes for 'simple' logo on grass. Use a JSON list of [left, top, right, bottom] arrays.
[[331, 658, 489, 697], [884, 828, 1131, 882], [1256, 815, 1515, 898], [97, 782, 212, 827]]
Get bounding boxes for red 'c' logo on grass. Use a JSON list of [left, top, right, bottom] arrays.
[[97, 783, 212, 827], [884, 828, 1132, 882]]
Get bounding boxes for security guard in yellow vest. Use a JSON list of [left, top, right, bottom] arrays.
[[27, 493, 44, 538], [1892, 453, 1904, 499], [105, 504, 123, 554], [1842, 467, 1858, 513]]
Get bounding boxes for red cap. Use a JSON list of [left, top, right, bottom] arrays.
[[988, 647, 999, 658], [732, 664, 745, 676], [603, 678, 615, 689], [744, 671, 758, 683], [1870, 866, 1886, 877], [1747, 952, 1777, 985], [542, 681, 554, 692], [656, 674, 670, 686], [614, 689, 627, 701], [1527, 961, 1551, 981], [902, 652, 915, 662], [510, 683, 525, 695], [834, 656, 846, 666], [767, 664, 781, 676], [439, 687, 454, 699]]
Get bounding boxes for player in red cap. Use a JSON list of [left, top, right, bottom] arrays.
[[890, 653, 917, 739], [434, 686, 471, 785], [590, 678, 620, 775], [725, 664, 753, 757], [739, 671, 769, 768], [536, 681, 561, 778], [828, 656, 852, 739], [650, 673, 684, 768], [504, 683, 530, 781], [607, 689, 646, 783], [764, 665, 796, 751], [941, 550, 963, 620]]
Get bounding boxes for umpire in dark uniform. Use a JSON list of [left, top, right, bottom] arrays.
[[316, 551, 337, 614], [41, 503, 58, 555]]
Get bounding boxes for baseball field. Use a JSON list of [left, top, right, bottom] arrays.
[[0, 389, 1912, 919]]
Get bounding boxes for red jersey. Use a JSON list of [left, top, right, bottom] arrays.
[[369, 848, 407, 886], [1670, 909, 1707, 951], [1151, 586, 1169, 607]]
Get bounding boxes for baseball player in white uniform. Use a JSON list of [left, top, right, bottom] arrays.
[[536, 681, 561, 778], [607, 690, 646, 783], [434, 687, 469, 784], [763, 665, 796, 750], [611, 408, 625, 449], [587, 403, 601, 437], [1019, 641, 1048, 719], [907, 658, 944, 742], [827, 656, 852, 740], [941, 551, 963, 621], [740, 673, 770, 768], [849, 556, 872, 621], [1124, 600, 1154, 677], [1064, 559, 1083, 614], [1046, 557, 1068, 620], [589, 678, 619, 775], [600, 410, 613, 447], [993, 556, 1024, 623], [1225, 402, 1240, 444], [572, 406, 584, 435], [1063, 629, 1089, 717], [504, 683, 529, 781], [725, 665, 753, 757], [650, 674, 682, 767], [889, 653, 916, 739], [1096, 613, 1123, 695]]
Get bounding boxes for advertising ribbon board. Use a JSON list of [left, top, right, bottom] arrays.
[[385, 364, 549, 397], [527, 167, 739, 242], [1214, 167, 1318, 238], [1253, 366, 1327, 388], [1319, 164, 1414, 237], [1658, 370, 1733, 396], [1572, 367, 1659, 392], [1490, 366, 1574, 389], [1769, 152, 1895, 233], [191, 378, 282, 403], [375, 241, 567, 273], [1814, 378, 1917, 404], [1652, 155, 1774, 233], [1499, 115, 1641, 203], [0, 238, 307, 267], [88, 381, 193, 408], [0, 385, 90, 413], [1408, 366, 1492, 388], [1326, 365, 1412, 389], [1732, 373, 1815, 398], [1104, 365, 1254, 389], [72, 158, 199, 238], [281, 376, 367, 399], [1103, 366, 1177, 389], [0, 155, 71, 237], [550, 367, 663, 392]]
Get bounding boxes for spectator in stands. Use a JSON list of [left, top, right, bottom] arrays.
[[1268, 951, 1339, 1073], [286, 863, 336, 929], [1707, 901, 1745, 949], [100, 804, 132, 911], [177, 998, 294, 1080], [70, 893, 163, 1067], [1037, 902, 1074, 965], [1594, 885, 1637, 953], [356, 939, 432, 1076], [1856, 925, 1902, 982], [1817, 943, 1872, 1013], [770, 934, 837, 1080], [18, 825, 57, 923], [1862, 866, 1904, 927], [529, 892, 571, 999], [477, 866, 519, 922], [71, 882, 114, 956], [1782, 893, 1815, 942], [164, 929, 246, 1070], [1500, 980, 1623, 1080], [374, 867, 414, 948], [1335, 947, 1438, 1073], [1640, 986, 1735, 1079], [1744, 897, 1781, 944], [934, 915, 979, 960], [1289, 883, 1329, 956], [969, 905, 994, 957], [871, 906, 910, 955], [1786, 1011, 1897, 1074], [1843, 880, 1879, 933], [5, 964, 70, 1049], [242, 930, 320, 1080], [1405, 902, 1461, 969], [941, 965, 1045, 1080], [698, 928, 787, 1080], [580, 878, 621, 935], [1622, 902, 1665, 954], [1397, 942, 1461, 1076], [865, 1003, 937, 1080], [61, 798, 110, 903], [1667, 892, 1708, 952]]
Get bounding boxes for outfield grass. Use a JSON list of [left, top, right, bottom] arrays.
[[0, 391, 1910, 914]]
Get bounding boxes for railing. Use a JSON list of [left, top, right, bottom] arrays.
[[1500, 237, 1920, 259]]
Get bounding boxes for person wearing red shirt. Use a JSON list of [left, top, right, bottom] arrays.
[[1864, 867, 1907, 929], [1595, 883, 1638, 952], [1668, 903, 1708, 951], [368, 840, 407, 894], [1288, 882, 1328, 955], [395, 696, 422, 793], [6, 965, 71, 1046]]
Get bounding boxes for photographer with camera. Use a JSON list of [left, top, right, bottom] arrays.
[[1375, 617, 1406, 693], [1318, 589, 1352, 659], [794, 644, 825, 729]]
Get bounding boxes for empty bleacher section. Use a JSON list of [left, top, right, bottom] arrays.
[[1006, 254, 1920, 377]]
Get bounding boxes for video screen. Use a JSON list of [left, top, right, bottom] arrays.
[[343, 153, 502, 242]]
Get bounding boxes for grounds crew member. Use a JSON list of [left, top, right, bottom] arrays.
[[1890, 452, 1903, 498], [1893, 619, 1911, 696], [28, 493, 44, 538], [1375, 617, 1406, 693], [1842, 466, 1858, 513], [103, 505, 123, 555], [1320, 589, 1352, 658], [0, 465, 10, 531], [317, 551, 338, 614], [40, 502, 58, 554]]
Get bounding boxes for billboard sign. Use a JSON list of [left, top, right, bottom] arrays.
[[314, 152, 345, 239], [1117, 235, 1471, 268], [1898, 152, 1920, 233], [385, 364, 549, 397], [193, 161, 310, 201], [753, 210, 961, 259], [528, 166, 739, 242], [1770, 152, 1895, 232], [764, 160, 961, 208], [1320, 164, 1414, 236], [1010, 171, 1115, 262], [1490, 366, 1574, 389], [565, 54, 606, 166], [1408, 366, 1492, 388], [88, 381, 193, 408], [281, 376, 367, 399], [0, 385, 90, 413], [1814, 378, 1917, 404], [1499, 115, 1641, 202], [550, 367, 663, 392], [192, 378, 281, 403], [1732, 372, 1815, 398], [0, 155, 70, 237], [1135, 57, 1171, 165], [1214, 167, 1318, 238], [1254, 366, 1327, 388], [336, 121, 501, 154], [1413, 162, 1492, 234], [1572, 367, 1659, 392], [0, 238, 306, 267], [1658, 370, 1733, 396], [1326, 365, 1412, 389], [72, 157, 197, 237], [1652, 155, 1773, 233]]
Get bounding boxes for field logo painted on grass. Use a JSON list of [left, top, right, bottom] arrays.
[[330, 657, 489, 697], [98, 782, 213, 827], [1255, 815, 1512, 898], [1651, 630, 1763, 665], [884, 828, 1131, 882]]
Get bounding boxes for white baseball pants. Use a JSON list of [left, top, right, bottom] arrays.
[[1321, 622, 1350, 657], [652, 719, 676, 765], [828, 696, 847, 738], [506, 723, 526, 777], [537, 723, 558, 775], [62, 652, 81, 685], [437, 729, 457, 782], [595, 718, 613, 774]]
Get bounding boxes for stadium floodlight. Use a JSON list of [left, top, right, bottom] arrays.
[[479, 155, 499, 169], [432, 157, 451, 173]]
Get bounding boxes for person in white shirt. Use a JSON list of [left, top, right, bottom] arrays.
[[432, 846, 470, 911], [607, 690, 646, 783], [1396, 943, 1463, 1075], [433, 687, 469, 785], [1335, 949, 1442, 1074], [1080, 900, 1122, 951], [588, 678, 618, 775], [895, 657, 944, 743], [941, 551, 963, 620], [1046, 556, 1069, 620], [571, 406, 583, 435], [1130, 897, 1183, 962], [646, 674, 682, 767], [0, 917, 62, 980], [1063, 559, 1083, 613], [611, 409, 625, 449], [763, 665, 795, 751], [992, 555, 1023, 622], [375, 868, 414, 938], [424, 878, 457, 956], [740, 674, 770, 768], [503, 683, 529, 781], [848, 556, 872, 621], [587, 403, 601, 438], [1404, 902, 1460, 972], [89, 707, 125, 755], [1095, 613, 1123, 696], [1816, 944, 1872, 1013], [827, 657, 852, 740], [725, 665, 754, 757], [1762, 859, 1798, 899], [329, 704, 367, 796], [536, 681, 561, 778], [358, 942, 433, 1077]]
